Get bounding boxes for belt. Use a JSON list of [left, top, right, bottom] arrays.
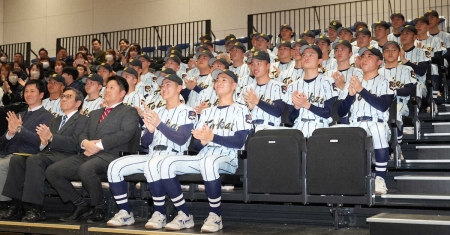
[[153, 145, 179, 153], [356, 116, 384, 123], [253, 119, 274, 126], [301, 118, 323, 123]]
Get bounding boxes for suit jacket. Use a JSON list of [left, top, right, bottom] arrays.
[[93, 50, 106, 65], [0, 107, 54, 155], [78, 103, 140, 161], [43, 112, 88, 156]]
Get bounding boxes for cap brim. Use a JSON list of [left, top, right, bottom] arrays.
[[211, 69, 222, 80]]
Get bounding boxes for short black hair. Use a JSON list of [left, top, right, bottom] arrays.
[[76, 64, 87, 71], [38, 48, 48, 55], [15, 53, 23, 57], [119, 39, 130, 44], [107, 75, 129, 94], [92, 38, 101, 44], [24, 79, 45, 94], [64, 87, 84, 102], [58, 47, 67, 52], [62, 67, 79, 79]]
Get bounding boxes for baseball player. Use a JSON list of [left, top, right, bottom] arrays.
[[277, 39, 308, 85], [273, 40, 294, 72], [338, 46, 394, 194], [97, 63, 114, 98], [328, 20, 343, 48], [42, 74, 66, 117], [81, 73, 104, 116], [166, 47, 188, 73], [354, 28, 378, 68], [106, 74, 195, 228], [156, 69, 252, 232], [399, 25, 430, 103], [285, 45, 336, 137], [183, 50, 214, 108], [379, 41, 417, 149], [144, 68, 178, 110], [425, 10, 450, 48], [237, 50, 286, 128], [351, 21, 378, 48], [137, 54, 156, 98], [325, 40, 364, 123], [330, 27, 359, 66], [199, 40, 218, 57], [254, 33, 277, 63], [388, 12, 406, 43], [315, 36, 337, 72], [272, 24, 296, 56], [228, 41, 254, 94], [300, 30, 316, 44], [122, 67, 145, 111], [372, 21, 391, 49]]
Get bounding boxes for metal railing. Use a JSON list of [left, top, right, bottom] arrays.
[[56, 20, 212, 59], [0, 42, 31, 67], [248, 0, 450, 49]]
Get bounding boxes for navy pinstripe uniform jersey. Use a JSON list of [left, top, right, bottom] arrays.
[[274, 60, 294, 72], [329, 45, 359, 66], [320, 58, 338, 73], [236, 75, 256, 96], [81, 96, 104, 116], [339, 75, 394, 149], [277, 66, 305, 85], [431, 31, 450, 48], [330, 37, 340, 49], [236, 80, 286, 127], [379, 64, 417, 119], [136, 71, 156, 98], [325, 67, 364, 99], [144, 93, 184, 110], [99, 86, 106, 98], [284, 73, 336, 137], [186, 74, 214, 108], [415, 35, 446, 82], [42, 97, 63, 117], [123, 91, 145, 111], [186, 67, 200, 79], [229, 64, 250, 79], [387, 33, 401, 43], [195, 87, 238, 108], [403, 46, 429, 98], [107, 103, 196, 184]]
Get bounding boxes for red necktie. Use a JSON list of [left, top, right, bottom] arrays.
[[98, 108, 112, 124]]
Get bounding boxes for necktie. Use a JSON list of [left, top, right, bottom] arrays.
[[98, 108, 112, 124], [59, 115, 68, 131]]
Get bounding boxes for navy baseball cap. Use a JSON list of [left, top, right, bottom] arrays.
[[164, 54, 181, 65], [196, 45, 210, 52], [98, 63, 113, 72], [390, 12, 405, 20], [314, 35, 331, 45], [300, 45, 323, 59], [195, 50, 214, 59], [300, 30, 315, 38], [256, 33, 270, 42], [413, 16, 430, 25], [129, 59, 142, 68], [122, 67, 138, 78], [211, 69, 238, 83], [229, 41, 246, 52], [157, 74, 183, 86], [199, 34, 212, 41], [166, 46, 181, 53], [87, 73, 103, 85], [245, 48, 259, 61], [332, 39, 353, 51], [155, 67, 176, 77], [209, 57, 230, 68], [251, 50, 271, 63], [225, 38, 238, 46], [399, 25, 418, 35], [371, 20, 390, 29], [291, 39, 309, 48], [139, 53, 151, 62], [353, 21, 368, 29], [201, 40, 214, 48], [167, 49, 182, 58], [280, 23, 293, 31], [277, 40, 292, 48], [337, 27, 353, 35], [50, 74, 66, 86], [355, 27, 372, 37], [224, 34, 237, 41], [424, 9, 439, 18], [382, 41, 401, 51], [328, 20, 343, 30], [358, 46, 383, 60]]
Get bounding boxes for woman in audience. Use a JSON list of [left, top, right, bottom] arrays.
[[0, 53, 8, 65], [2, 71, 24, 105], [122, 45, 141, 65], [78, 45, 88, 54], [54, 61, 66, 75], [105, 49, 124, 71], [39, 55, 55, 79]]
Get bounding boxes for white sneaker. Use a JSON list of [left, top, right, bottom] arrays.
[[165, 211, 194, 231], [375, 176, 388, 195], [145, 211, 166, 230], [106, 209, 135, 227], [201, 212, 223, 233]]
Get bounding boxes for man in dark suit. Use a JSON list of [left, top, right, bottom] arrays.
[[92, 38, 106, 65], [45, 76, 140, 223], [0, 87, 88, 222], [0, 80, 54, 211]]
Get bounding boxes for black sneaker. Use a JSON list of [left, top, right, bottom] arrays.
[[60, 205, 92, 222]]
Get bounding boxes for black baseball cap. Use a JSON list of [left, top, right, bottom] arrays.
[[300, 45, 323, 59], [353, 21, 368, 30], [372, 20, 390, 29], [209, 57, 230, 68], [358, 46, 383, 60], [224, 34, 237, 41], [229, 41, 246, 52], [139, 53, 151, 62], [337, 27, 353, 35], [167, 49, 182, 58], [250, 32, 259, 38], [424, 9, 439, 18], [355, 27, 372, 37], [195, 50, 214, 59], [87, 73, 103, 85], [50, 74, 66, 86], [300, 30, 315, 38], [251, 50, 271, 63], [332, 39, 353, 51], [328, 20, 343, 30], [199, 34, 212, 41], [201, 40, 214, 48], [167, 46, 181, 53], [196, 45, 210, 52], [382, 41, 401, 51], [98, 63, 113, 72], [157, 74, 183, 86], [129, 59, 142, 68], [211, 69, 238, 83], [225, 38, 238, 46], [390, 12, 405, 20], [399, 25, 418, 35], [256, 33, 270, 42], [413, 16, 430, 25], [122, 67, 138, 78], [291, 39, 309, 48], [314, 35, 331, 45], [164, 54, 181, 65], [277, 40, 292, 48], [155, 67, 176, 76]]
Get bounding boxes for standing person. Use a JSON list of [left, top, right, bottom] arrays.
[[45, 76, 140, 223], [105, 74, 195, 228], [0, 80, 54, 213], [0, 88, 87, 222], [91, 39, 106, 65], [338, 47, 394, 194], [157, 69, 252, 232]]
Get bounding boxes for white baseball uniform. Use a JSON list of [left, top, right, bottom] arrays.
[[81, 96, 104, 116], [42, 97, 63, 117]]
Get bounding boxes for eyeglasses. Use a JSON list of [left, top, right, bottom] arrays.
[[60, 94, 73, 99]]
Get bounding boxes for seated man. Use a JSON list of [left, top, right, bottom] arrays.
[[338, 47, 394, 195], [228, 42, 253, 94], [0, 80, 54, 212], [158, 69, 252, 232], [315, 36, 337, 72], [272, 24, 296, 56], [42, 74, 66, 117], [144, 68, 178, 110], [106, 74, 195, 228], [183, 50, 213, 108], [388, 12, 406, 43], [277, 39, 309, 85], [45, 76, 140, 223], [1, 88, 88, 222], [285, 45, 336, 137], [62, 67, 83, 93]]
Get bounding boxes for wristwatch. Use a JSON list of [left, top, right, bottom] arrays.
[[49, 135, 53, 142], [16, 125, 22, 133]]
